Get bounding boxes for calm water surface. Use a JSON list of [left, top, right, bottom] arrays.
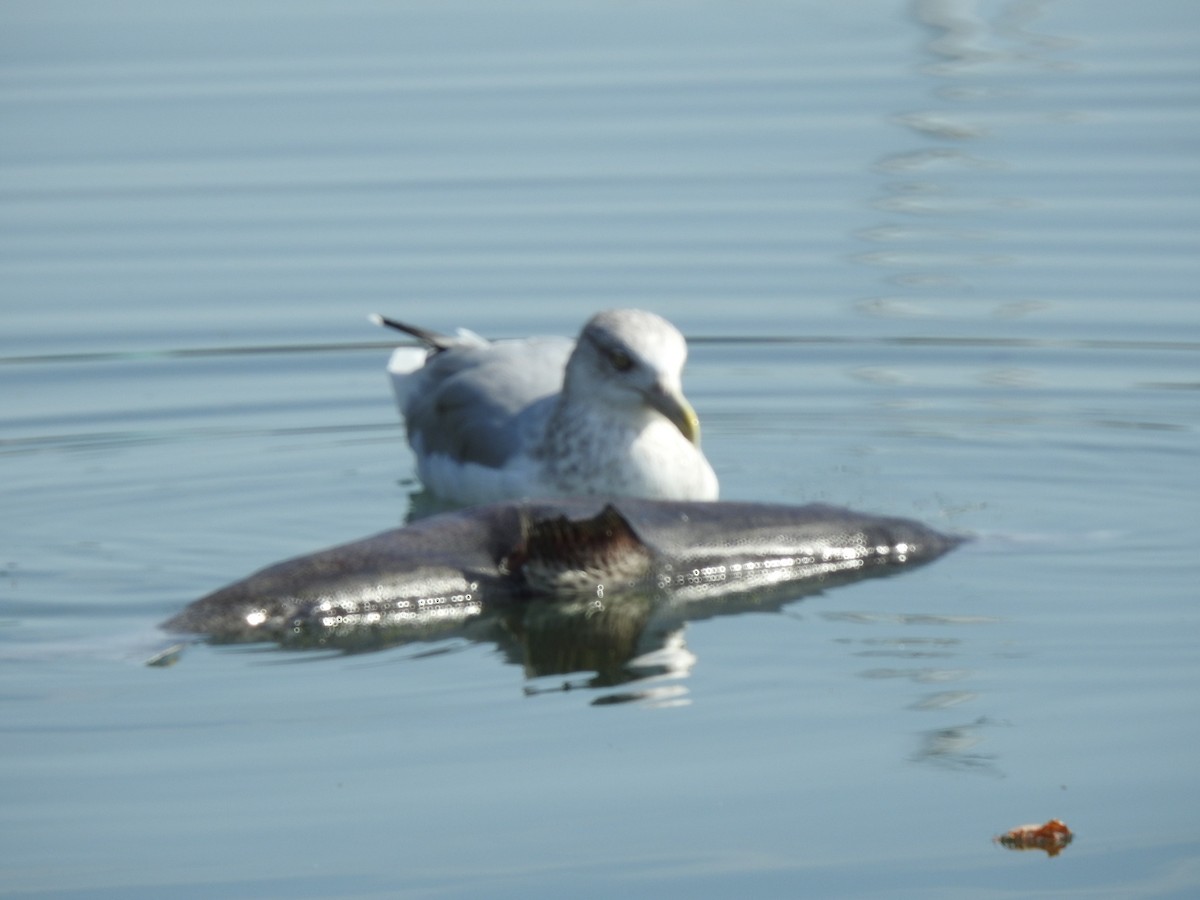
[[2, 1, 1198, 897]]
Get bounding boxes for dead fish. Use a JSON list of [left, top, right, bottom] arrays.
[[163, 498, 963, 659]]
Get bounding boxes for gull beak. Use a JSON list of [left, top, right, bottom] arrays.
[[646, 383, 702, 445]]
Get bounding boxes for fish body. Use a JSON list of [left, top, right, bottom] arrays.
[[165, 498, 962, 651]]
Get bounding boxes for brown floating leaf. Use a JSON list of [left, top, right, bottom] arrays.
[[995, 819, 1074, 857]]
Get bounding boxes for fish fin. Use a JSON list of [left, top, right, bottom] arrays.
[[503, 504, 652, 595]]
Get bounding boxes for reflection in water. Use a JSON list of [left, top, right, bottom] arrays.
[[859, 665, 973, 682], [468, 574, 1010, 754], [505, 591, 661, 688], [909, 689, 978, 710], [489, 578, 838, 707], [912, 0, 1077, 78], [829, 607, 1004, 772], [858, 0, 1077, 337], [913, 716, 1003, 774]]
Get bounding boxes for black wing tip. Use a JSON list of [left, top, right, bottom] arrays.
[[369, 313, 448, 348]]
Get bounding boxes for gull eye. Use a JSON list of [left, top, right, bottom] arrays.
[[607, 349, 634, 372]]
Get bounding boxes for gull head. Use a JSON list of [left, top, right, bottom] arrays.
[[564, 309, 702, 445]]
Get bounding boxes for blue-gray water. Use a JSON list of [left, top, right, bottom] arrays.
[[3, 1, 1198, 897]]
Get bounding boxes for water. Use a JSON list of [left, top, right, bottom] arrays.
[[3, 1, 1198, 896]]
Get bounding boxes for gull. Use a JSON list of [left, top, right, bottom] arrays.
[[371, 309, 719, 505]]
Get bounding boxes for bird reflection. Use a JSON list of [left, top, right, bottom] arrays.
[[497, 579, 834, 706], [912, 717, 1002, 774]]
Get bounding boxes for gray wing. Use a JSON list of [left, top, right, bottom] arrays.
[[403, 336, 574, 468]]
